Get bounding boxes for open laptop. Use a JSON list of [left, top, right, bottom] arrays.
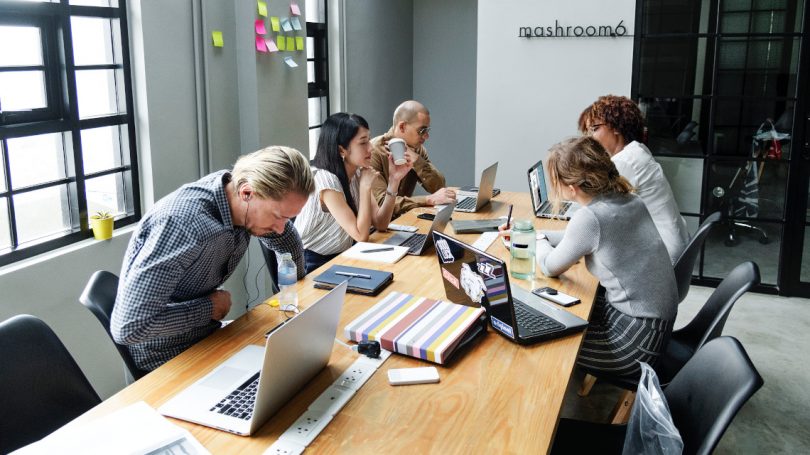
[[528, 160, 580, 220], [158, 282, 348, 436], [383, 204, 452, 255], [455, 162, 498, 213], [432, 231, 587, 345]]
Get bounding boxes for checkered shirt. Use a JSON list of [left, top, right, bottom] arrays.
[[111, 170, 305, 371]]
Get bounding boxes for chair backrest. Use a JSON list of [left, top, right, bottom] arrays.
[[676, 261, 760, 353], [0, 314, 101, 453], [674, 211, 721, 303], [79, 270, 147, 381], [664, 336, 763, 455]]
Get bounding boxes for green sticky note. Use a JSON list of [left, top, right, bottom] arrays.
[[257, 1, 268, 17], [212, 30, 224, 48], [286, 36, 295, 51], [277, 35, 286, 51], [295, 36, 304, 51], [270, 16, 280, 32]]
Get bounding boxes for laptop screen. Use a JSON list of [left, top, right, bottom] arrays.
[[528, 161, 549, 213], [432, 231, 517, 340]]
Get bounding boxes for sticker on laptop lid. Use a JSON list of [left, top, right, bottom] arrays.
[[490, 316, 515, 339], [442, 267, 460, 289]]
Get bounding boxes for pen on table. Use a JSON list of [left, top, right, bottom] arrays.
[[506, 204, 513, 229], [335, 271, 372, 279], [360, 247, 394, 253]]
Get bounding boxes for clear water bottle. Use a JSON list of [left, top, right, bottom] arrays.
[[277, 253, 298, 311], [510, 219, 536, 279]]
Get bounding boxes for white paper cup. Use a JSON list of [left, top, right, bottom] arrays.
[[388, 138, 407, 165]]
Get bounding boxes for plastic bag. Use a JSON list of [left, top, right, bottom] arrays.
[[622, 362, 684, 455]]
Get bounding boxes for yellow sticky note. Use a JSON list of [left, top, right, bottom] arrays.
[[270, 16, 280, 32], [295, 36, 304, 51], [257, 0, 268, 17], [277, 35, 286, 51], [286, 36, 295, 51], [211, 30, 224, 48]]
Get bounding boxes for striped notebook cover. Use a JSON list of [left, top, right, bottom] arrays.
[[344, 291, 486, 364]]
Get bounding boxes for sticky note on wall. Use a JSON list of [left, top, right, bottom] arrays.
[[290, 3, 301, 15], [255, 35, 268, 53], [270, 16, 280, 32], [286, 36, 295, 51], [277, 35, 286, 51], [212, 30, 224, 47], [255, 19, 267, 35], [257, 1, 268, 17], [295, 36, 304, 51]]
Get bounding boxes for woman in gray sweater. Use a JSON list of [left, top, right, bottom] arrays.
[[536, 136, 678, 378]]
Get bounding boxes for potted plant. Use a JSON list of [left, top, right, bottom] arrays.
[[90, 211, 114, 240]]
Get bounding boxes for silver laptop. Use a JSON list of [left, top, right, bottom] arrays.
[[158, 282, 347, 436], [383, 204, 453, 255], [528, 160, 580, 220], [455, 162, 498, 213]]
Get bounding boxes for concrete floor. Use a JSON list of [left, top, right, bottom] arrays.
[[560, 285, 810, 453]]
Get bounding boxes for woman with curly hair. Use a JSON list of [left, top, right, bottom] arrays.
[[537, 136, 678, 378], [579, 95, 688, 264]]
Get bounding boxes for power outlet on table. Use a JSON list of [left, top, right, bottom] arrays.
[[264, 439, 305, 455], [332, 360, 376, 391], [308, 384, 355, 416], [278, 409, 334, 447]]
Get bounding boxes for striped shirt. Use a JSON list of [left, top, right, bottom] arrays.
[[111, 170, 306, 371], [294, 167, 359, 255]]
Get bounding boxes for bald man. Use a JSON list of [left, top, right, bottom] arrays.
[[369, 100, 456, 216]]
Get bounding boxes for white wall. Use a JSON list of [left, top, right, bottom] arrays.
[[476, 0, 637, 191]]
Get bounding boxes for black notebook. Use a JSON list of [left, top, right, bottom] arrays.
[[313, 265, 393, 296]]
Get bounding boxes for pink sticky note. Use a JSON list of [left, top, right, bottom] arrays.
[[266, 38, 279, 53], [256, 35, 268, 53], [255, 19, 267, 35], [290, 3, 301, 15]]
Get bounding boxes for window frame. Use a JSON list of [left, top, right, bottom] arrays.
[[0, 0, 140, 267], [306, 1, 329, 157]]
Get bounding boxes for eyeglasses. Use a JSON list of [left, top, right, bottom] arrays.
[[587, 123, 605, 135], [416, 126, 431, 137]]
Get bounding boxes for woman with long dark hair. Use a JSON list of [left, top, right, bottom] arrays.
[[294, 112, 412, 273]]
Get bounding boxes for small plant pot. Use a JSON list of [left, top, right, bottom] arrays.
[[90, 217, 114, 240]]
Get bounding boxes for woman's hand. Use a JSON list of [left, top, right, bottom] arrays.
[[358, 167, 379, 191], [498, 222, 512, 240]]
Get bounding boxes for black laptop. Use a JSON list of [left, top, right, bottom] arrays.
[[383, 204, 453, 255], [432, 231, 588, 344]]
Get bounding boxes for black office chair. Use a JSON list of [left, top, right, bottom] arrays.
[[657, 261, 760, 384], [553, 336, 764, 455], [79, 270, 148, 383], [578, 262, 759, 419], [0, 314, 102, 453], [673, 211, 721, 303]]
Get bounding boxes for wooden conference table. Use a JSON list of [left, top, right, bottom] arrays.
[[73, 192, 598, 454]]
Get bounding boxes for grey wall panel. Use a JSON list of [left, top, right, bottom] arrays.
[[413, 0, 477, 188], [343, 0, 413, 136]]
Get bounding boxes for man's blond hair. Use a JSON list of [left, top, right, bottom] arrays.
[[231, 146, 314, 200]]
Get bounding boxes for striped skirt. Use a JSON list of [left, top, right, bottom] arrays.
[[576, 298, 672, 379]]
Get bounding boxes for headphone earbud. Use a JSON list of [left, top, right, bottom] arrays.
[[243, 193, 251, 202]]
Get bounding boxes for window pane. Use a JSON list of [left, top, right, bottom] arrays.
[[306, 37, 315, 58], [71, 17, 118, 66], [85, 173, 123, 216], [0, 198, 9, 251], [305, 0, 321, 22], [0, 26, 43, 66], [703, 220, 781, 285], [713, 99, 794, 157], [0, 142, 6, 193], [0, 71, 46, 111], [13, 185, 71, 244], [642, 0, 708, 34], [308, 96, 324, 127], [76, 68, 126, 118], [308, 127, 320, 159], [656, 156, 703, 214], [81, 125, 123, 174], [637, 37, 709, 97], [70, 0, 119, 6], [706, 159, 786, 220], [641, 97, 708, 157], [7, 133, 67, 188], [307, 61, 315, 83]]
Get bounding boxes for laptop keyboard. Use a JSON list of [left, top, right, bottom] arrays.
[[456, 197, 476, 211], [513, 301, 565, 336], [401, 233, 426, 253], [541, 201, 571, 214], [210, 372, 259, 420]]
